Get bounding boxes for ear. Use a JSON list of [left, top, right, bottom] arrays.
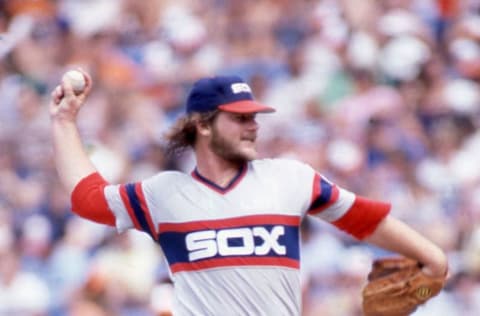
[[195, 119, 212, 137]]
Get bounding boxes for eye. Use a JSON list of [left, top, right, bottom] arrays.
[[234, 114, 255, 123]]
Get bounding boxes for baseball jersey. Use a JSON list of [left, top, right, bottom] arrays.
[[72, 158, 390, 316]]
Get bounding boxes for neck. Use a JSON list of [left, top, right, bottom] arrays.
[[194, 149, 244, 188]]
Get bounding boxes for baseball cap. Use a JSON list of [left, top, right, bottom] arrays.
[[186, 76, 275, 114]]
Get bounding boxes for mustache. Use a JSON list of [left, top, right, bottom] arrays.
[[241, 133, 257, 141]]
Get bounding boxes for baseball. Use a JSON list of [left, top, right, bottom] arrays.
[[62, 70, 86, 94]]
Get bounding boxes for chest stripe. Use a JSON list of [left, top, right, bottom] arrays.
[[170, 257, 299, 273], [158, 214, 300, 233], [157, 215, 300, 273]]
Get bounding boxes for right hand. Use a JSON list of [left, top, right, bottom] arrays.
[[49, 69, 92, 122]]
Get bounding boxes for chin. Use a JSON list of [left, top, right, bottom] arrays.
[[230, 149, 256, 164], [244, 150, 257, 161], [244, 142, 258, 155]]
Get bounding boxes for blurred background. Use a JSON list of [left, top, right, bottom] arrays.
[[1, 0, 480, 315]]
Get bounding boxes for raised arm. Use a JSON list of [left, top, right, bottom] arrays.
[[364, 215, 448, 277], [49, 70, 115, 226], [49, 69, 96, 195]]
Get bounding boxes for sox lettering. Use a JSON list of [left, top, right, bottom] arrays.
[[186, 226, 286, 261]]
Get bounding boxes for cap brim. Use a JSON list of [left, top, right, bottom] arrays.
[[218, 100, 275, 114]]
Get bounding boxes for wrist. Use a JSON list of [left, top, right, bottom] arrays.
[[51, 117, 78, 129]]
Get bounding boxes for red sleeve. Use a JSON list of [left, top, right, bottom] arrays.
[[70, 172, 116, 226], [437, 0, 459, 19], [331, 196, 390, 240]]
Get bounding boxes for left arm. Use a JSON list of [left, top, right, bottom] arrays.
[[305, 171, 448, 277], [364, 215, 448, 277]]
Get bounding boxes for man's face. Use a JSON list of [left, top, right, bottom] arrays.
[[209, 112, 259, 163]]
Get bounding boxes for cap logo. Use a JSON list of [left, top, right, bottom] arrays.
[[231, 83, 251, 94]]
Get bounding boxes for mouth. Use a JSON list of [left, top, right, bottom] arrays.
[[241, 135, 256, 143]]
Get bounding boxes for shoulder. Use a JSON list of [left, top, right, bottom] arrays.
[[250, 158, 314, 175], [147, 170, 189, 181], [142, 170, 191, 188]]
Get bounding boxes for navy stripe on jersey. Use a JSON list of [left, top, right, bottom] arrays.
[[125, 183, 154, 237], [157, 218, 300, 273], [310, 177, 332, 209], [308, 174, 339, 214]]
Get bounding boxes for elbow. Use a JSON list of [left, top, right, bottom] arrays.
[[71, 172, 116, 226], [425, 247, 449, 278]]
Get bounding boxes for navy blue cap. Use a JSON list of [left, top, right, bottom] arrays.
[[186, 76, 275, 114]]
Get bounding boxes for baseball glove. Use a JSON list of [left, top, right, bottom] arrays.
[[362, 257, 445, 316]]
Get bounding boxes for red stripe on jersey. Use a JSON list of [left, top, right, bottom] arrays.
[[70, 172, 115, 226], [170, 257, 299, 273], [119, 185, 142, 231], [311, 173, 321, 202], [159, 215, 300, 233], [331, 196, 390, 240], [135, 183, 157, 238]]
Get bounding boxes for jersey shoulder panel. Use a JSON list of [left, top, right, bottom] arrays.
[[142, 170, 193, 197], [144, 170, 191, 186], [250, 158, 316, 214], [103, 170, 193, 234], [251, 158, 315, 182]]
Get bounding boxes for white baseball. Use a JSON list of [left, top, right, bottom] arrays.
[[62, 70, 86, 94]]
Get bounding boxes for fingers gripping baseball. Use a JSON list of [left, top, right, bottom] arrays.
[[49, 69, 92, 120]]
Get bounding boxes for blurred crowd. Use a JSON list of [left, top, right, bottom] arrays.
[[1, 0, 480, 315]]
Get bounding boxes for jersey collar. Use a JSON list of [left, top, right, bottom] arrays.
[[191, 163, 247, 194]]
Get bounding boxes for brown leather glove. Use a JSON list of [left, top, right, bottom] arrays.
[[362, 257, 446, 316]]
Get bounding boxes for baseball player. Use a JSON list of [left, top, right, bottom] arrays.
[[49, 71, 448, 315]]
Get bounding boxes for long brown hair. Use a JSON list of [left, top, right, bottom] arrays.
[[163, 110, 218, 157]]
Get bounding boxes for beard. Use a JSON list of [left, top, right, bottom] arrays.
[[209, 126, 256, 164]]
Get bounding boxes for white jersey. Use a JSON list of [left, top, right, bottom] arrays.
[[102, 158, 358, 315]]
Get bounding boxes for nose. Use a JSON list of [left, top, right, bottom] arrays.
[[247, 117, 259, 131]]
